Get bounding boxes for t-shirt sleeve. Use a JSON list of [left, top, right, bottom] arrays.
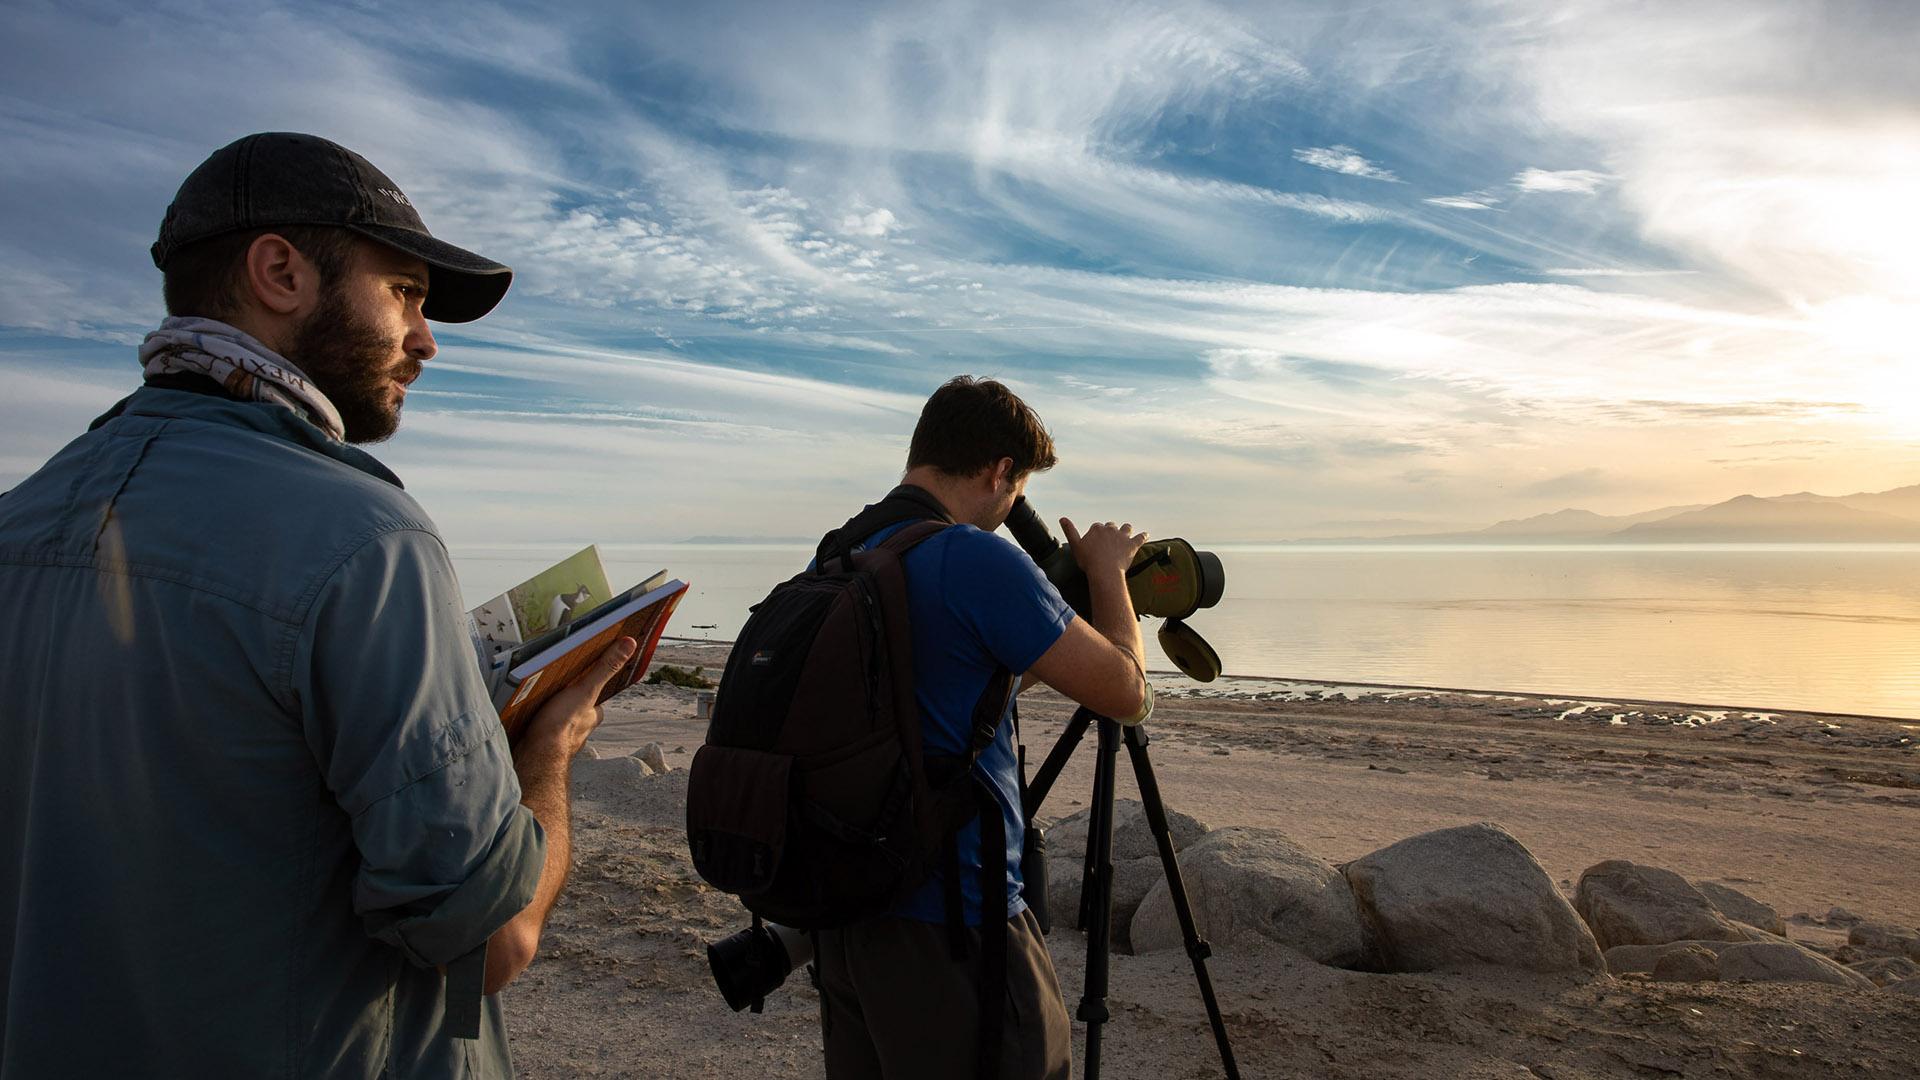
[[293, 526, 545, 969], [942, 528, 1075, 673]]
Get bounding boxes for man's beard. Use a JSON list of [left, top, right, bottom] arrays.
[[285, 287, 420, 444]]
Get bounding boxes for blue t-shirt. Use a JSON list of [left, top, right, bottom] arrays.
[[838, 521, 1074, 925]]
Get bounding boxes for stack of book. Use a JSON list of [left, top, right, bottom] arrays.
[[466, 544, 688, 741]]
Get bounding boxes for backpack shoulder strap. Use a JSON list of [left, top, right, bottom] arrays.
[[873, 518, 948, 556], [816, 484, 954, 570], [964, 667, 1014, 762]]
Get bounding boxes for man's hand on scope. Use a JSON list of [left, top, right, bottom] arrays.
[[1060, 518, 1148, 582], [1027, 519, 1152, 722]]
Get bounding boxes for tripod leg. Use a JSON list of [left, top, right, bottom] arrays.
[[1023, 707, 1093, 822], [1076, 743, 1105, 932], [1120, 724, 1239, 1080], [1075, 718, 1122, 1080]]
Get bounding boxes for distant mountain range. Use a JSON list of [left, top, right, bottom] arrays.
[[1315, 484, 1920, 544]]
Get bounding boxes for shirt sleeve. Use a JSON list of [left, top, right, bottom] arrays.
[[942, 528, 1075, 673], [293, 525, 545, 969]]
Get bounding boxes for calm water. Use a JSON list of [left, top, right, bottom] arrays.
[[455, 544, 1920, 719]]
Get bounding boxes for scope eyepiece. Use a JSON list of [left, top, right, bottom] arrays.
[[1003, 496, 1061, 562]]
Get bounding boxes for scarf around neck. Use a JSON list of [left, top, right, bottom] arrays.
[[139, 317, 347, 442]]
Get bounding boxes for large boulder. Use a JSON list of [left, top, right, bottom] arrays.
[[1886, 977, 1920, 997], [1043, 800, 1208, 864], [1344, 823, 1604, 977], [1694, 882, 1786, 937], [1847, 922, 1920, 957], [1044, 854, 1166, 951], [1718, 941, 1875, 989], [1130, 827, 1372, 967], [1574, 861, 1746, 950]]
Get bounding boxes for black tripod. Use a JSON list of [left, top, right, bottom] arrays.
[[1022, 706, 1239, 1080]]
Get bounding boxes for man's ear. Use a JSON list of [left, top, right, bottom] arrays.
[[990, 456, 1017, 491], [241, 233, 322, 318]]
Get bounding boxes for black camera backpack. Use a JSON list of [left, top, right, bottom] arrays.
[[686, 486, 1013, 930]]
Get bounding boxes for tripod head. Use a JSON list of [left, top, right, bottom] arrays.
[[1003, 496, 1225, 681]]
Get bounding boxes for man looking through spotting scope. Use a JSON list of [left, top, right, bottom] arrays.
[[810, 376, 1153, 1080], [0, 132, 631, 1078]]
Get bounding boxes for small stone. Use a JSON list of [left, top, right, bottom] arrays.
[[633, 742, 669, 774], [1651, 943, 1719, 982]]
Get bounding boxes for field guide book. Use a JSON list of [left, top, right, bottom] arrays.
[[466, 547, 688, 742]]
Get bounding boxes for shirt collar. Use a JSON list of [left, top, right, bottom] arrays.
[[91, 382, 406, 489]]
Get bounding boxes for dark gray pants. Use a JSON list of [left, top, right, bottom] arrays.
[[814, 908, 1071, 1080]]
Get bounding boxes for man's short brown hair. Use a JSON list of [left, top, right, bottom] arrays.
[[161, 226, 357, 321], [906, 376, 1058, 479]]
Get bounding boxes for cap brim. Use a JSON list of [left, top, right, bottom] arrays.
[[351, 224, 513, 324]]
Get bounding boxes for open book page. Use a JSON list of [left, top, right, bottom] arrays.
[[466, 544, 615, 658], [496, 579, 689, 742]]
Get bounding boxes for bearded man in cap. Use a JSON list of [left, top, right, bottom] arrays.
[[0, 133, 625, 1078]]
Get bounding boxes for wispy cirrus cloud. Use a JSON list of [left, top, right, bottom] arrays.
[[1425, 193, 1501, 211], [1293, 145, 1402, 182], [1512, 167, 1610, 194], [1541, 267, 1696, 278], [2, 0, 1917, 545]]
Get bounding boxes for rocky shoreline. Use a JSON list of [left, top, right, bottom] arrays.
[[502, 643, 1920, 1077]]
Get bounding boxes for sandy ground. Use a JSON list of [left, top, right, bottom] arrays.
[[503, 642, 1920, 1078]]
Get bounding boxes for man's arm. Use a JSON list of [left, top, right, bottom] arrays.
[[1025, 519, 1151, 720], [483, 636, 636, 994]]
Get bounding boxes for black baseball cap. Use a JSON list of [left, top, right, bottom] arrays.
[[151, 132, 512, 323]]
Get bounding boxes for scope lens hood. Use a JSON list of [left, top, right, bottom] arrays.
[[1194, 550, 1225, 610]]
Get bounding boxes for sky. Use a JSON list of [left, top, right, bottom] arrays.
[[2, 0, 1918, 548]]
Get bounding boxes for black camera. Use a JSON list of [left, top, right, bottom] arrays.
[[707, 920, 813, 1013]]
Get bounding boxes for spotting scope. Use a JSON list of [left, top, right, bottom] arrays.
[[1002, 497, 1226, 681]]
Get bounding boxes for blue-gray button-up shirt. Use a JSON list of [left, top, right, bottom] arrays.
[[0, 382, 544, 1078]]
